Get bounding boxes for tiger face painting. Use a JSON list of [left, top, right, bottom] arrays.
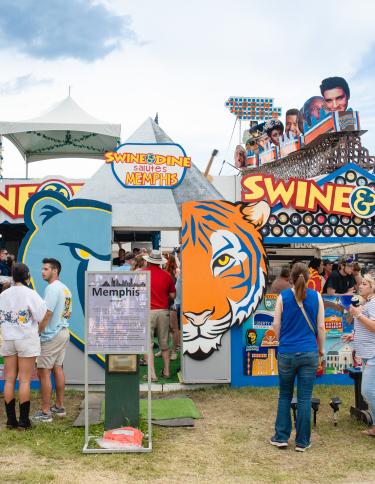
[[181, 200, 270, 360]]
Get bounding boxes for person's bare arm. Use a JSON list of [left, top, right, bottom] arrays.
[[350, 305, 375, 333], [327, 287, 336, 296], [169, 292, 176, 301], [39, 310, 53, 334], [272, 296, 282, 340], [317, 293, 326, 355]]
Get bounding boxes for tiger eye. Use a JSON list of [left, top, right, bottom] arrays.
[[218, 255, 230, 266]]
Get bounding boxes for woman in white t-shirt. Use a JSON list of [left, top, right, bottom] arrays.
[[345, 273, 375, 437], [0, 263, 47, 429]]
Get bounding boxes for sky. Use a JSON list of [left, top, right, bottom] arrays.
[[0, 0, 375, 180]]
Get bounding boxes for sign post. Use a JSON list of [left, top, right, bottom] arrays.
[[83, 270, 152, 453]]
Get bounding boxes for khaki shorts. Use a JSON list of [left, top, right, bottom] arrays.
[[150, 310, 170, 351], [37, 328, 70, 369], [0, 334, 41, 358]]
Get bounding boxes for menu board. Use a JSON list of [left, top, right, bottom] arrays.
[[86, 271, 150, 354]]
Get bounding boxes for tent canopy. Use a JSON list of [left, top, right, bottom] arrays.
[[75, 117, 222, 230], [0, 96, 121, 163]]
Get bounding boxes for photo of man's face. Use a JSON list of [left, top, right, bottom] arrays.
[[309, 98, 325, 120], [285, 114, 300, 137], [322, 87, 349, 112]]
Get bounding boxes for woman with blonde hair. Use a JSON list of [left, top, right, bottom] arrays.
[[345, 273, 375, 436], [271, 262, 325, 452]]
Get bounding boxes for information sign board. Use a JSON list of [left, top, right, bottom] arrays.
[[86, 271, 150, 355]]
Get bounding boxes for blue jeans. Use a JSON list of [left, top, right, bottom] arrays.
[[361, 356, 375, 423], [274, 352, 318, 447]]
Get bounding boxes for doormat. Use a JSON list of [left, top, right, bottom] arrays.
[[140, 398, 202, 420]]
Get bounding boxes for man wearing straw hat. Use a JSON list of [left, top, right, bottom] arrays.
[[143, 250, 176, 381]]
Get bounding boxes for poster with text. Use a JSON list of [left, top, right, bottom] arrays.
[[86, 271, 150, 354]]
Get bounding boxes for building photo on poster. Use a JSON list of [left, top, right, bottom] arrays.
[[86, 271, 150, 354]]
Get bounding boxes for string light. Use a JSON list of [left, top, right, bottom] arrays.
[[25, 130, 111, 154]]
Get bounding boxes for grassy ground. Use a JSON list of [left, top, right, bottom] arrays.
[[0, 385, 374, 483]]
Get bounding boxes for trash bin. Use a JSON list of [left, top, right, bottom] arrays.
[[348, 367, 373, 425]]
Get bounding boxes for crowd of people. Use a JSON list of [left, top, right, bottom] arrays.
[[112, 247, 181, 382], [270, 257, 363, 296], [2, 245, 374, 448], [0, 257, 72, 429], [270, 259, 375, 451]]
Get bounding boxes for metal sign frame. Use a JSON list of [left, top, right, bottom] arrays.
[[82, 270, 152, 454]]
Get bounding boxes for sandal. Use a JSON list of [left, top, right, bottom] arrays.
[[160, 369, 171, 379], [361, 429, 375, 437]]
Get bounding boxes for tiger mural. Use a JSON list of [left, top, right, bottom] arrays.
[[181, 200, 270, 360]]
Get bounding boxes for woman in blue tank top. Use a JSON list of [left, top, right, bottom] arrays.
[[270, 262, 325, 452]]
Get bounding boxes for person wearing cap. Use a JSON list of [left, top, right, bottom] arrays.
[[143, 250, 176, 381], [344, 273, 375, 437], [323, 258, 356, 295]]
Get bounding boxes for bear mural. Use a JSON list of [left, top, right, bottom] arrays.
[[19, 191, 112, 361]]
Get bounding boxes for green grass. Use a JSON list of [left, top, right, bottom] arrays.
[[0, 385, 374, 483]]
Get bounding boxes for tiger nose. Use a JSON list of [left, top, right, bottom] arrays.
[[183, 309, 214, 327]]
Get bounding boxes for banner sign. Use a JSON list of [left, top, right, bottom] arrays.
[[86, 271, 150, 354], [241, 164, 375, 242], [0, 178, 83, 220], [105, 143, 191, 189]]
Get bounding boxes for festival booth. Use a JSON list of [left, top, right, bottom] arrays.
[[3, 117, 222, 387], [182, 76, 375, 386], [1, 81, 375, 391]]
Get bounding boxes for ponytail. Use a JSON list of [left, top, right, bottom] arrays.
[[290, 262, 309, 303]]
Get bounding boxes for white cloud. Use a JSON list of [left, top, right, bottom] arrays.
[[1, 0, 375, 179]]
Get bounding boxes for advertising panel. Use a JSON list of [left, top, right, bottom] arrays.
[[86, 271, 149, 355]]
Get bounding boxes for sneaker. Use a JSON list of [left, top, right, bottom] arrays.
[[50, 405, 66, 417], [170, 351, 178, 361], [154, 351, 162, 357], [270, 436, 288, 448], [295, 444, 311, 452], [31, 411, 53, 423]]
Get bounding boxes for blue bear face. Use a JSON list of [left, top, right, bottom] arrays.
[[19, 191, 112, 356]]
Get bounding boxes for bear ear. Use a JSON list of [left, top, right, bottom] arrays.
[[241, 201, 270, 228], [29, 195, 66, 228]]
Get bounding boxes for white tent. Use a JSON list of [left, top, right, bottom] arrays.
[[0, 96, 121, 169]]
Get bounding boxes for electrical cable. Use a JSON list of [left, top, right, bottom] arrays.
[[218, 115, 238, 175]]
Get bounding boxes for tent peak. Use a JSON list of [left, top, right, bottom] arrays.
[[125, 117, 173, 144]]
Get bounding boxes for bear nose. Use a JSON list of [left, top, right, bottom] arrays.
[[183, 308, 214, 327]]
